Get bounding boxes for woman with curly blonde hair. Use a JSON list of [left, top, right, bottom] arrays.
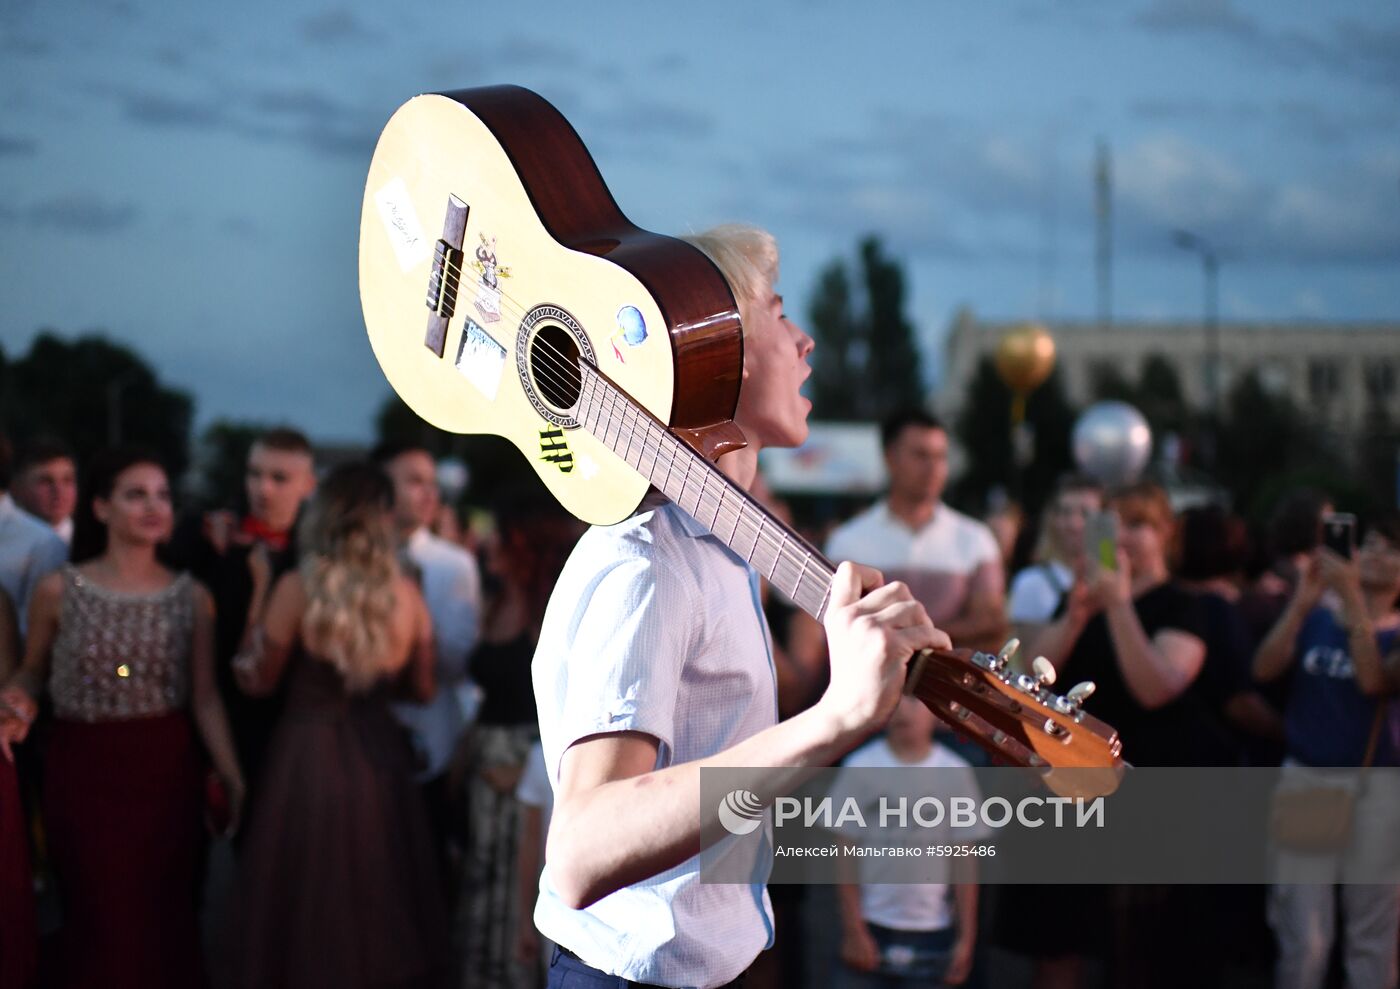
[[220, 461, 449, 989]]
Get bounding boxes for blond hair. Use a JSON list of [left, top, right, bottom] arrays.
[[681, 224, 779, 331], [297, 463, 399, 693]]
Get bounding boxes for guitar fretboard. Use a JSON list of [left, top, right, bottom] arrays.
[[577, 364, 834, 620]]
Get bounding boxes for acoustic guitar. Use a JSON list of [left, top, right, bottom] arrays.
[[359, 85, 1123, 796]]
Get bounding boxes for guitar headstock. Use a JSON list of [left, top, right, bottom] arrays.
[[904, 639, 1125, 799]]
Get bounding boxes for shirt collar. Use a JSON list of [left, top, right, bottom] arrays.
[[878, 498, 943, 535]]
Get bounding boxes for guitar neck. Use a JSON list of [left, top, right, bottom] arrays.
[[577, 364, 836, 620]]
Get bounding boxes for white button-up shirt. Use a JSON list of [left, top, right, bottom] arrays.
[[0, 493, 68, 634], [391, 526, 481, 780], [532, 500, 777, 989]]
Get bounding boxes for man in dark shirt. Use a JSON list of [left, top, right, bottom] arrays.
[[173, 428, 316, 826]]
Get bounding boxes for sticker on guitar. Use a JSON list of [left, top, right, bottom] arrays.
[[609, 305, 649, 363], [539, 425, 574, 473], [373, 178, 431, 273], [454, 319, 506, 400], [472, 233, 511, 323]]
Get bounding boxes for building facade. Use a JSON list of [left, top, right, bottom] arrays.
[[940, 309, 1400, 435]]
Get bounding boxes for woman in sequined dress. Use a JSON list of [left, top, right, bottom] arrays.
[[0, 448, 245, 989], [221, 462, 449, 989]]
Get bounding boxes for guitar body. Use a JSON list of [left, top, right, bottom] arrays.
[[359, 86, 744, 525]]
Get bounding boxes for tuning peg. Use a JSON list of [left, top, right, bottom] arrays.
[[1031, 656, 1057, 687], [993, 638, 1020, 671], [1066, 681, 1097, 706]]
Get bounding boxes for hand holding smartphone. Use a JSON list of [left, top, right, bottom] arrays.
[[1084, 510, 1119, 572], [1322, 512, 1356, 560]]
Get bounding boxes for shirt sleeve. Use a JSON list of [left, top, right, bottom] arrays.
[[1007, 568, 1056, 623], [554, 551, 696, 774], [431, 550, 481, 682], [18, 531, 67, 625]]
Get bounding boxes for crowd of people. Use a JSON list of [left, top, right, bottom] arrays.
[[0, 392, 1396, 988]]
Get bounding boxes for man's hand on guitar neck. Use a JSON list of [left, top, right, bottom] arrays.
[[547, 561, 950, 909], [818, 561, 950, 748]]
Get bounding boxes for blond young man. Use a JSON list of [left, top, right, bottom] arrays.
[[532, 226, 949, 989]]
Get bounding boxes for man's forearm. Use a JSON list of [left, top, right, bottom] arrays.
[[549, 703, 863, 909]]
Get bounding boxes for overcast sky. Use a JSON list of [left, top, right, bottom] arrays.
[[2, 0, 1397, 442]]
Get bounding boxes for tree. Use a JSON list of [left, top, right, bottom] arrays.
[[807, 262, 859, 418], [1214, 370, 1339, 519], [861, 238, 925, 418], [186, 420, 266, 510], [1137, 354, 1190, 438], [374, 393, 542, 506], [805, 236, 924, 421], [0, 332, 193, 477], [1088, 361, 1136, 404], [951, 357, 1077, 517]]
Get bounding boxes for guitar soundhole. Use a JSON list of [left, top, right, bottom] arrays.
[[529, 324, 582, 411]]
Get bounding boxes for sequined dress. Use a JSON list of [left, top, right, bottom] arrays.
[[42, 565, 207, 989]]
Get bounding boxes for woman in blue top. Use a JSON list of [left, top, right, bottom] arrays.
[[1253, 511, 1400, 989]]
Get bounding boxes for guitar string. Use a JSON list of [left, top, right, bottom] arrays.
[[474, 310, 835, 597], [559, 352, 833, 606], [489, 332, 837, 608]]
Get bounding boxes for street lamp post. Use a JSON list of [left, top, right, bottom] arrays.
[[1172, 230, 1221, 422]]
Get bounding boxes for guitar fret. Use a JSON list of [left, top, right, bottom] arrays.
[[791, 550, 809, 600], [727, 498, 744, 547], [642, 419, 661, 481], [769, 529, 787, 581], [624, 397, 641, 465], [707, 477, 724, 532]]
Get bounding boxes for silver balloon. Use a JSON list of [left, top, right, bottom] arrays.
[[1072, 401, 1152, 486], [435, 457, 470, 500]]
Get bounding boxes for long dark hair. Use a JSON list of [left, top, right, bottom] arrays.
[[70, 447, 171, 564], [490, 491, 584, 636]]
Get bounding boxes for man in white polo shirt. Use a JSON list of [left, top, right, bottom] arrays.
[[532, 226, 950, 989], [372, 441, 481, 889], [827, 410, 1006, 653]]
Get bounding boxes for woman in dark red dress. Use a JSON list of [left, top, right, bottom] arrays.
[[222, 462, 449, 989], [0, 449, 245, 989], [0, 587, 38, 989]]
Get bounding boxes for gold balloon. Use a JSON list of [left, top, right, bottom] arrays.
[[994, 322, 1056, 395]]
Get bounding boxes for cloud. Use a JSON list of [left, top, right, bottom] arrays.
[[97, 79, 377, 159], [118, 90, 227, 129], [0, 194, 139, 233], [1129, 96, 1400, 145], [584, 100, 716, 141], [299, 8, 375, 45], [1113, 135, 1400, 263], [1132, 2, 1400, 89], [0, 135, 38, 156], [1134, 0, 1258, 39], [494, 37, 585, 71]]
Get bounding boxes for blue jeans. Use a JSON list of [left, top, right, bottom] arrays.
[[842, 924, 956, 989]]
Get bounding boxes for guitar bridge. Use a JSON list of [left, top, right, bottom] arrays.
[[427, 240, 464, 318], [424, 195, 470, 357]]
